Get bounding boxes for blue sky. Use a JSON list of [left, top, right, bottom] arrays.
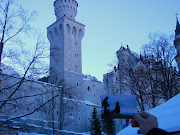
[[19, 0, 180, 81]]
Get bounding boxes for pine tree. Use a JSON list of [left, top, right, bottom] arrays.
[[89, 107, 102, 135], [102, 119, 116, 135]]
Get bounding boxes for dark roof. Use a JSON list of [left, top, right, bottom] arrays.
[[175, 19, 180, 37]]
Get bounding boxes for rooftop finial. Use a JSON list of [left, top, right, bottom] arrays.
[[176, 13, 178, 20]]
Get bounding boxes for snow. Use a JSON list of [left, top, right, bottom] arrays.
[[83, 74, 102, 84], [83, 100, 99, 107], [117, 93, 180, 135], [1, 63, 20, 77], [18, 132, 46, 135]]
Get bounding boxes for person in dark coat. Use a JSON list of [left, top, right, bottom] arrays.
[[102, 97, 110, 114], [131, 112, 171, 135], [112, 101, 120, 114]]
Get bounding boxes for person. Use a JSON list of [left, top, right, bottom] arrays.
[[112, 101, 120, 114], [102, 97, 110, 114], [131, 112, 171, 135]]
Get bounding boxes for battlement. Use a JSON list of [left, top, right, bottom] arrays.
[[54, 0, 78, 20]]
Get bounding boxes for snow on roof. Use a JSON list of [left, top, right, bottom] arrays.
[[117, 93, 180, 135], [83, 74, 102, 84], [1, 63, 20, 77]]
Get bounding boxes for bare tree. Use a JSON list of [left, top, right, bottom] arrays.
[[143, 33, 179, 101], [116, 33, 179, 111], [0, 0, 37, 64]]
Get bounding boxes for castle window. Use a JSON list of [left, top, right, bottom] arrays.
[[69, 58, 70, 61], [75, 65, 78, 69], [27, 107, 29, 111], [57, 111, 58, 115], [14, 105, 16, 110], [94, 94, 95, 97], [49, 31, 53, 39], [116, 77, 118, 81], [79, 118, 80, 121], [69, 46, 70, 50], [77, 83, 79, 86], [72, 27, 77, 37], [97, 102, 98, 105], [54, 28, 58, 35], [70, 96, 72, 99], [69, 68, 70, 71], [69, 75, 70, 79], [65, 0, 66, 2], [66, 24, 70, 35], [88, 86, 90, 91]]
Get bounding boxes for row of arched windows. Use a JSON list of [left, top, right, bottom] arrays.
[[49, 24, 83, 39]]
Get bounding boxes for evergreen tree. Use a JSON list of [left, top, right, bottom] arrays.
[[102, 119, 116, 135], [89, 107, 102, 135]]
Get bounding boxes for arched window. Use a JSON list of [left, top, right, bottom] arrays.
[[79, 29, 83, 39], [49, 31, 53, 39], [66, 24, 70, 35], [72, 26, 77, 37], [54, 27, 58, 35], [88, 86, 90, 91], [59, 24, 62, 35]]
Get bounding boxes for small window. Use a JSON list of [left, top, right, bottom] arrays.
[[69, 75, 70, 79], [94, 94, 95, 97], [69, 68, 70, 71], [14, 105, 16, 110], [70, 96, 72, 99], [69, 58, 70, 61], [27, 107, 29, 111], [97, 102, 98, 105], [116, 77, 118, 81], [88, 86, 90, 91], [57, 111, 58, 115], [77, 83, 79, 86], [69, 47, 70, 50]]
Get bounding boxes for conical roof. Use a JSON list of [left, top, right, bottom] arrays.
[[175, 18, 180, 37]]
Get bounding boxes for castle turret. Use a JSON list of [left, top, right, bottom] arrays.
[[47, 0, 85, 86], [54, 0, 78, 20], [174, 18, 180, 72]]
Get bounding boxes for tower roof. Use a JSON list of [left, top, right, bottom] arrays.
[[175, 18, 180, 37]]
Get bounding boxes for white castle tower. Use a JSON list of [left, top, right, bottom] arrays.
[[47, 0, 85, 86]]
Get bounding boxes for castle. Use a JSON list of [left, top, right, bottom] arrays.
[[0, 0, 180, 134]]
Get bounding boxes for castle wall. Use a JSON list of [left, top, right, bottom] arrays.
[[0, 74, 105, 133]]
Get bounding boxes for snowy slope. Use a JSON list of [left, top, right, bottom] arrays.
[[117, 93, 180, 135]]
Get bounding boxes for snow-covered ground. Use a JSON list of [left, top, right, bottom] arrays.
[[18, 132, 90, 135], [117, 93, 180, 135]]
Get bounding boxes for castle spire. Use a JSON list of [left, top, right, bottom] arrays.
[[175, 16, 180, 38], [174, 15, 180, 72]]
